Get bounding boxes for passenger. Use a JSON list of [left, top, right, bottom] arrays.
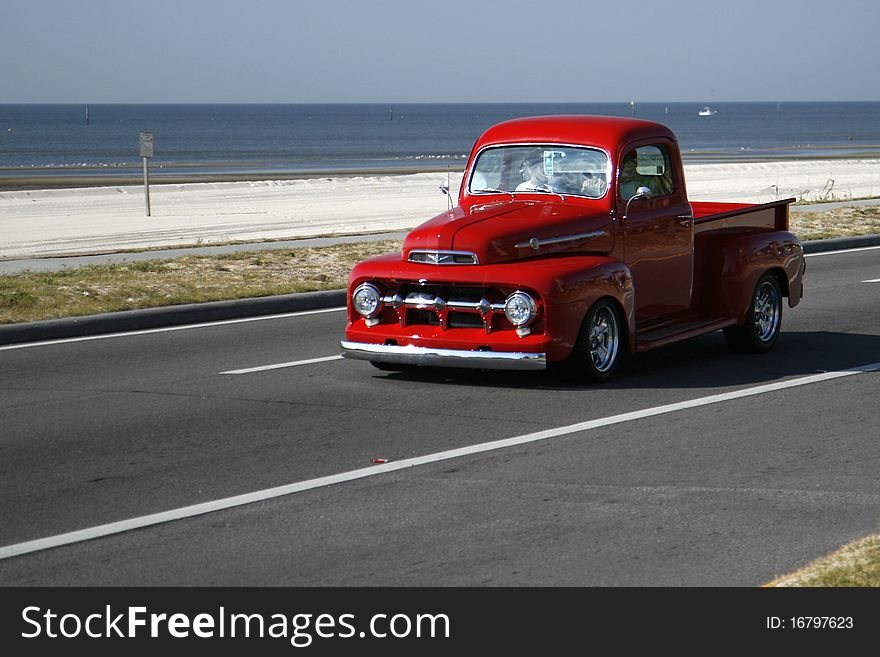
[[550, 172, 582, 195], [580, 172, 608, 197], [618, 152, 641, 199]]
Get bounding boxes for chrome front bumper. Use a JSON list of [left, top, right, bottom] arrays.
[[340, 340, 547, 371]]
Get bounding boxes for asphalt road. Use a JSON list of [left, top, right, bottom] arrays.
[[0, 246, 878, 586]]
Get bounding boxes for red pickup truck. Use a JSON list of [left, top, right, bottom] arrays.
[[341, 115, 805, 381]]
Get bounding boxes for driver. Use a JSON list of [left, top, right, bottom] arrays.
[[515, 153, 551, 192]]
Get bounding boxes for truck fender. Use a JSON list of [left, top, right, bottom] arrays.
[[699, 230, 804, 322], [541, 260, 636, 360]]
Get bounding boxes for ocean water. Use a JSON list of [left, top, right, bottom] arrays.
[[1, 102, 879, 182]]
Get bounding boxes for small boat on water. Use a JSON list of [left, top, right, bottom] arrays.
[[698, 106, 718, 116]]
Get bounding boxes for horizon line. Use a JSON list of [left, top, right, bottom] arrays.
[[3, 99, 880, 106]]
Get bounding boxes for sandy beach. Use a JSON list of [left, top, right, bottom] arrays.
[[1, 159, 879, 259]]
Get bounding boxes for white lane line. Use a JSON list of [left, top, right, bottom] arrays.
[[0, 306, 346, 352], [221, 355, 343, 374], [1, 360, 877, 561], [805, 245, 880, 257]]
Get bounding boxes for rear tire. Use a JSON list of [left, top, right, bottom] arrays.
[[723, 273, 783, 353], [565, 299, 623, 382]]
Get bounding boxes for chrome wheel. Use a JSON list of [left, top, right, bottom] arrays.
[[753, 280, 781, 343], [723, 272, 783, 354], [589, 305, 620, 373], [563, 299, 623, 382]]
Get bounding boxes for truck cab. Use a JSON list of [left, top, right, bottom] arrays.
[[341, 115, 805, 381]]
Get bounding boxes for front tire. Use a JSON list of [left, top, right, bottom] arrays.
[[724, 273, 783, 353], [566, 299, 623, 382]]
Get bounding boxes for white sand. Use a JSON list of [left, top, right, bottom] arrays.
[[1, 159, 879, 259]]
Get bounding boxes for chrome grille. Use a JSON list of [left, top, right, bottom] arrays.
[[407, 250, 479, 265], [380, 285, 507, 333]]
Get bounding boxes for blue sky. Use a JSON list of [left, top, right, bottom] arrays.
[[1, 0, 877, 103]]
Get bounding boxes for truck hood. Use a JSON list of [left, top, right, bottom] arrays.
[[403, 199, 614, 265]]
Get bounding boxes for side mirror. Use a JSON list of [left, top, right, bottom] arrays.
[[439, 183, 454, 210], [623, 186, 652, 221]]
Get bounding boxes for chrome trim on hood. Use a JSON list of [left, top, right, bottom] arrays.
[[515, 230, 607, 251]]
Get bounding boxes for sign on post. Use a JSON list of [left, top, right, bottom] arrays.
[[139, 132, 154, 216], [139, 131, 154, 158]]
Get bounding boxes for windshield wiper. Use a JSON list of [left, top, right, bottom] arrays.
[[528, 186, 567, 202], [473, 188, 516, 200]]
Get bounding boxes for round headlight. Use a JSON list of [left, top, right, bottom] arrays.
[[352, 283, 382, 318], [504, 291, 537, 327]]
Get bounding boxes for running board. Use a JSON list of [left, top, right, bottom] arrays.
[[635, 317, 737, 352]]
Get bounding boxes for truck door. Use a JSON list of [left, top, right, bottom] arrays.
[[618, 143, 694, 321]]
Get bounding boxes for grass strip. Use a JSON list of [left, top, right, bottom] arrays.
[[764, 535, 880, 587], [1, 206, 879, 325], [0, 240, 401, 324]]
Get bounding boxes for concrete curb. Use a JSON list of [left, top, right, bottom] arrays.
[[0, 290, 346, 346], [801, 234, 880, 253], [1, 234, 878, 347]]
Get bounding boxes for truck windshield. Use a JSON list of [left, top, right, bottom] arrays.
[[469, 145, 610, 199]]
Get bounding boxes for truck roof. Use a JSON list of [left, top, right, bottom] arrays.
[[473, 115, 678, 153]]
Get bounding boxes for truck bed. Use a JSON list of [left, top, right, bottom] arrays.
[[691, 198, 795, 234]]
